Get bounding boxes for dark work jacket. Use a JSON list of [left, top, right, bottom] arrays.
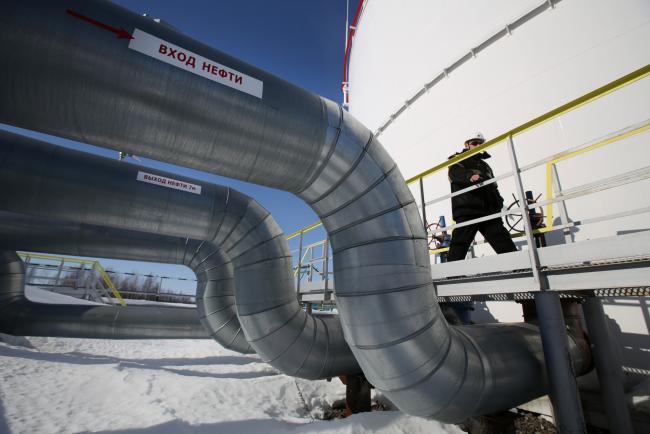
[[448, 149, 505, 221]]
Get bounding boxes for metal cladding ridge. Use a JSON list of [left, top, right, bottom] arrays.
[[0, 248, 207, 339], [0, 136, 359, 379], [0, 0, 588, 421]]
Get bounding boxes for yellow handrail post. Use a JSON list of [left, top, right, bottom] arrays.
[[94, 261, 127, 307]]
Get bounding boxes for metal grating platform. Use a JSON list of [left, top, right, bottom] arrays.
[[432, 231, 650, 299]]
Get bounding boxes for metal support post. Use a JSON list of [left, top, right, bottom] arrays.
[[508, 135, 585, 432], [535, 291, 587, 434], [506, 135, 544, 287], [551, 163, 575, 244], [90, 266, 97, 296], [339, 374, 372, 416], [24, 255, 35, 283], [54, 257, 64, 287], [582, 297, 633, 434], [296, 231, 304, 295], [323, 238, 330, 301], [80, 263, 91, 299], [419, 177, 428, 230]]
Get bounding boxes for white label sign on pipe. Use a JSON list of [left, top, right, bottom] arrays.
[[128, 28, 263, 99], [137, 171, 202, 195]]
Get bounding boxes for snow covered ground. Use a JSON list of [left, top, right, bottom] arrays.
[[25, 286, 194, 308], [25, 286, 105, 306], [0, 334, 463, 434]]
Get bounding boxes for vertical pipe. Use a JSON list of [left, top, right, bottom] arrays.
[[582, 297, 633, 434], [535, 291, 587, 433], [439, 215, 448, 263]]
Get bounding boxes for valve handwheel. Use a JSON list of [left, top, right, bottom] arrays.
[[505, 193, 545, 233]]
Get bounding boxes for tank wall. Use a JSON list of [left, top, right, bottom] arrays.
[[348, 0, 650, 242]]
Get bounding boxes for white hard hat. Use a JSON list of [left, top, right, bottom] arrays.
[[464, 132, 485, 145]]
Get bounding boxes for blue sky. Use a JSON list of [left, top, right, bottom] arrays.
[[2, 0, 355, 290]]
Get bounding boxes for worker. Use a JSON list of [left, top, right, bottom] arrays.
[[445, 132, 517, 323], [447, 132, 517, 260]]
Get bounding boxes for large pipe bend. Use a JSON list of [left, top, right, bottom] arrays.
[[0, 136, 359, 378], [294, 103, 569, 421], [0, 210, 249, 347], [0, 0, 588, 420]]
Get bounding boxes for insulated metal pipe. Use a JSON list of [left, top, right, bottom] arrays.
[[0, 249, 208, 339], [0, 0, 589, 421], [0, 210, 248, 347], [535, 292, 586, 433], [0, 0, 327, 194], [0, 136, 359, 379]]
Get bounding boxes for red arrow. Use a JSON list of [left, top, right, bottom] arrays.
[[66, 9, 134, 40]]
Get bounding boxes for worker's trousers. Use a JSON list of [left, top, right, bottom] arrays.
[[447, 217, 517, 262]]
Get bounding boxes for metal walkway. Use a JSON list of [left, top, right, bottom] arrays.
[[433, 231, 650, 299]]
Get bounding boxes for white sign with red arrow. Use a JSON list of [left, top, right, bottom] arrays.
[[128, 28, 263, 99]]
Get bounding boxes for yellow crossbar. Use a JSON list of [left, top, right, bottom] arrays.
[[287, 221, 323, 240]]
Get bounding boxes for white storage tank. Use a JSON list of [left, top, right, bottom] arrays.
[[347, 0, 650, 246]]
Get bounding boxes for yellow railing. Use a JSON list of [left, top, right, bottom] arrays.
[[287, 221, 323, 241], [96, 265, 127, 307], [544, 121, 650, 229], [287, 64, 650, 241], [18, 252, 127, 306]]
